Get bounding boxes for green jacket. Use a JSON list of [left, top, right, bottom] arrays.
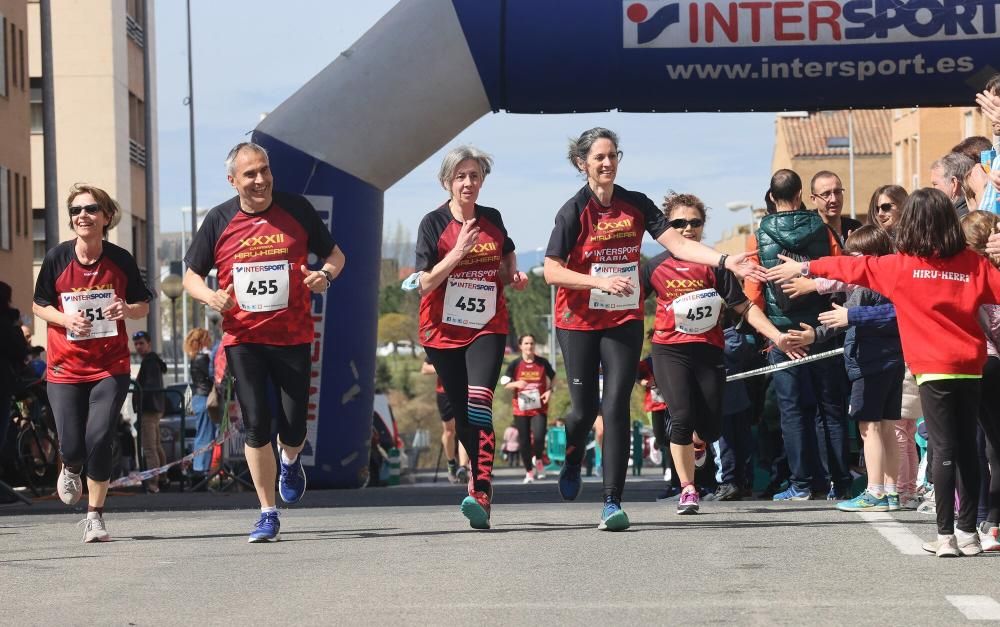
[[755, 210, 833, 332]]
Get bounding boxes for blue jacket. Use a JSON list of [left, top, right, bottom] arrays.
[[721, 326, 755, 415], [815, 288, 902, 381]]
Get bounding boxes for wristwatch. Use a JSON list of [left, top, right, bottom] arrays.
[[718, 254, 729, 270], [321, 269, 334, 284]]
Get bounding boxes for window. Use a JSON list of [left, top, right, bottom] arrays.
[[30, 77, 41, 133], [132, 216, 146, 270], [126, 0, 144, 47], [129, 93, 145, 145], [21, 175, 27, 241], [13, 171, 19, 237], [32, 208, 46, 261], [0, 13, 7, 98], [964, 111, 975, 139], [18, 28, 23, 89], [0, 167, 9, 251], [9, 22, 15, 90]]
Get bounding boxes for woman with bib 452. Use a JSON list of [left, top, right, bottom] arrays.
[[415, 146, 528, 530]]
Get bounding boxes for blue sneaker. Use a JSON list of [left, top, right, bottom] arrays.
[[773, 485, 812, 501], [886, 493, 900, 511], [598, 496, 630, 531], [248, 511, 280, 543], [836, 490, 889, 512], [278, 456, 307, 504], [558, 463, 583, 501], [460, 490, 491, 530]]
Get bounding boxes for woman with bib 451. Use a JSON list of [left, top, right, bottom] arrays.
[[641, 193, 805, 516], [543, 128, 768, 531], [415, 146, 528, 530]]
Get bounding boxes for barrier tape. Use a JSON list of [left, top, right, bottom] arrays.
[[108, 426, 240, 488], [725, 347, 845, 382]]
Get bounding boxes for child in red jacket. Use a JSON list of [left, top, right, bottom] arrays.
[[767, 188, 1000, 557]]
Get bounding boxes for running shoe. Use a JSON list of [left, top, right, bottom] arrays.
[[712, 482, 741, 502], [897, 493, 920, 510], [523, 471, 535, 484], [677, 489, 700, 514], [922, 535, 960, 557], [917, 488, 937, 515], [447, 465, 460, 485], [558, 462, 583, 501], [455, 466, 470, 484], [460, 490, 491, 530], [649, 446, 663, 466], [248, 511, 281, 543], [827, 484, 850, 501], [58, 467, 83, 506], [598, 496, 630, 531], [278, 456, 307, 504], [886, 493, 900, 511], [773, 485, 812, 501], [978, 521, 1000, 552], [534, 458, 546, 480], [655, 485, 681, 502], [836, 490, 889, 512], [78, 516, 110, 543], [956, 531, 983, 556], [693, 443, 707, 468]]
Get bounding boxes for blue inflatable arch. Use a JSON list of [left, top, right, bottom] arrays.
[[252, 0, 999, 487]]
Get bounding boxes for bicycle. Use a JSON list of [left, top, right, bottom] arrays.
[[10, 379, 60, 497]]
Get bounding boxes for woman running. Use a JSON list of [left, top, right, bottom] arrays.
[[416, 145, 527, 529], [502, 334, 556, 483], [33, 184, 153, 542], [542, 128, 765, 531], [767, 188, 1000, 557], [642, 193, 804, 515]]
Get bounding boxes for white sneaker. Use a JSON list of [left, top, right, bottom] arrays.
[[898, 494, 920, 510], [694, 444, 707, 468], [522, 471, 535, 484], [664, 468, 672, 483], [534, 459, 546, 480], [956, 531, 983, 556], [78, 516, 110, 543], [922, 535, 960, 557], [978, 522, 1000, 552], [58, 468, 83, 505]]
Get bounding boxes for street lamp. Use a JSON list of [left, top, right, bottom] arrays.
[[530, 265, 557, 363], [726, 200, 755, 231], [161, 274, 184, 383]]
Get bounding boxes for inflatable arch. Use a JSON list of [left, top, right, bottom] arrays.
[[251, 0, 999, 487]]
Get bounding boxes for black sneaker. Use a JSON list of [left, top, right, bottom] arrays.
[[713, 482, 742, 501]]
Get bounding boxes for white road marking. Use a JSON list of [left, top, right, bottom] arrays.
[[946, 596, 1000, 621], [856, 512, 925, 555]]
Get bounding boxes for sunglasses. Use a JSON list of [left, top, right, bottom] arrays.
[[669, 218, 704, 229], [875, 202, 895, 213], [69, 203, 101, 216]]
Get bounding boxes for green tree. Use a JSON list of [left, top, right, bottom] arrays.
[[378, 312, 416, 349], [505, 276, 551, 349]]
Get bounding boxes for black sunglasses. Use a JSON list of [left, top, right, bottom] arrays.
[[669, 218, 704, 229], [875, 202, 895, 213], [69, 203, 101, 216]]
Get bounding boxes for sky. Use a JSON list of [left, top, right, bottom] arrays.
[[154, 1, 775, 254]]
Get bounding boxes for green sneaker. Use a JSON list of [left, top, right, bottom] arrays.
[[598, 496, 630, 531], [886, 493, 900, 511], [836, 490, 889, 512]]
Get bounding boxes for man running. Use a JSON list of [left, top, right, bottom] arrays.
[[183, 142, 345, 542]]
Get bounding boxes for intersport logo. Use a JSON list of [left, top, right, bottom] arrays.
[[623, 0, 1000, 48]]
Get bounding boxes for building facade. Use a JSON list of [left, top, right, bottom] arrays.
[[0, 0, 33, 320], [891, 107, 992, 191], [27, 0, 158, 344]]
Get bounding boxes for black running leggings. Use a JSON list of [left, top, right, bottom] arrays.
[[225, 343, 311, 449], [424, 333, 506, 494], [978, 357, 1000, 524], [651, 341, 724, 446], [558, 319, 643, 500], [48, 375, 131, 482], [516, 413, 547, 472], [920, 378, 982, 535]]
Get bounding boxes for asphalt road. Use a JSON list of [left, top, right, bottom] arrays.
[[2, 471, 999, 626]]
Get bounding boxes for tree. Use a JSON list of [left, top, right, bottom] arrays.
[[378, 312, 416, 349], [505, 275, 551, 349]]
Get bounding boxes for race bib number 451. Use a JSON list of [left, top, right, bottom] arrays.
[[589, 262, 640, 311], [61, 289, 118, 341], [233, 260, 290, 312], [443, 278, 497, 329]]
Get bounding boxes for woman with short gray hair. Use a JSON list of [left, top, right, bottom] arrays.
[[543, 127, 764, 531], [415, 145, 528, 530]]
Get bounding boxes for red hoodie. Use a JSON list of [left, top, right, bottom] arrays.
[[810, 250, 1000, 376]]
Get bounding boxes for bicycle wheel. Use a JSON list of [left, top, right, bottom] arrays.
[[16, 428, 59, 496]]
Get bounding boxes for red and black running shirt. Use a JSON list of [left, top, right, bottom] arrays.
[[34, 240, 153, 384], [415, 203, 515, 349], [636, 356, 667, 412], [545, 185, 669, 331], [184, 192, 335, 347], [640, 251, 746, 349], [504, 355, 556, 416]]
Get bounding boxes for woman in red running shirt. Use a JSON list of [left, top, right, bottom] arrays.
[[33, 184, 152, 543], [768, 188, 1000, 557], [502, 334, 556, 483], [415, 145, 528, 530]]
